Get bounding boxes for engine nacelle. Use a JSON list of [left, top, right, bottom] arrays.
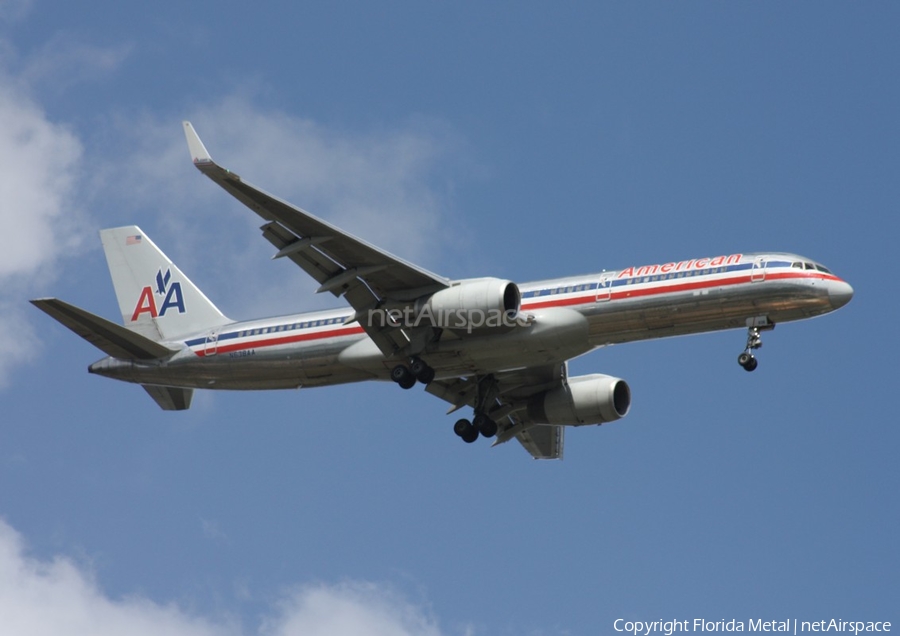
[[527, 374, 631, 426], [417, 278, 521, 330]]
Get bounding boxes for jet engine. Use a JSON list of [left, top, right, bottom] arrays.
[[417, 278, 521, 330], [526, 373, 631, 426]]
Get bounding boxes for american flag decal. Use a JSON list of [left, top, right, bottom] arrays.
[[125, 235, 142, 245]]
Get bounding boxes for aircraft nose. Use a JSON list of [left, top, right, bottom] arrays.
[[829, 280, 854, 310]]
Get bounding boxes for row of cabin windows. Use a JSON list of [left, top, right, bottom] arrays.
[[528, 266, 734, 297], [531, 283, 595, 297], [791, 261, 832, 274], [238, 317, 344, 338]]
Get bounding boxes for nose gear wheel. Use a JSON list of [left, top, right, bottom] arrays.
[[738, 326, 765, 372]]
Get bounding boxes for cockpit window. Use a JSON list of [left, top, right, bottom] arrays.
[[792, 262, 803, 269], [814, 264, 832, 274], [804, 262, 815, 270]]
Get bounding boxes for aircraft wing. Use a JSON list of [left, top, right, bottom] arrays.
[[426, 363, 567, 460], [183, 122, 449, 356]]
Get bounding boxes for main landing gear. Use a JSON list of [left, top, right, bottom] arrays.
[[452, 375, 499, 444], [390, 356, 435, 389], [389, 358, 500, 443], [453, 413, 498, 444]]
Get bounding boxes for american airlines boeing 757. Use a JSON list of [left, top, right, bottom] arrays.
[[31, 122, 854, 459]]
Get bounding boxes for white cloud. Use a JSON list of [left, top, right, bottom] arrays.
[[0, 519, 449, 636], [0, 74, 84, 278], [262, 582, 443, 636], [0, 301, 40, 385], [0, 519, 232, 636], [0, 60, 87, 384]]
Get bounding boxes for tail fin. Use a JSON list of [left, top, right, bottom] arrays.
[[100, 226, 230, 341]]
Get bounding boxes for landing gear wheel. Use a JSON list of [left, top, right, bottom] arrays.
[[473, 413, 497, 438], [737, 323, 772, 372], [410, 357, 435, 384], [453, 418, 479, 443], [409, 357, 427, 376], [391, 364, 416, 389], [738, 352, 758, 372]]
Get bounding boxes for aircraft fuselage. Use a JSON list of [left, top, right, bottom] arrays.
[[88, 252, 852, 390]]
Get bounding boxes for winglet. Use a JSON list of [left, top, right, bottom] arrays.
[[183, 121, 213, 165]]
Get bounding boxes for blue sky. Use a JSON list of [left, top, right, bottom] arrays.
[[1, 1, 897, 634]]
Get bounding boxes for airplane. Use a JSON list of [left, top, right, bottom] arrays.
[[30, 121, 854, 459]]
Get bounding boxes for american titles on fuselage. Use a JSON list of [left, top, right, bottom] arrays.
[[617, 254, 743, 279]]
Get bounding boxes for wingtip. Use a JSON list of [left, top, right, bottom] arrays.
[[182, 121, 213, 165]]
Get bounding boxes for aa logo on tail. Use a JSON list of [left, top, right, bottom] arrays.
[[131, 268, 185, 321]]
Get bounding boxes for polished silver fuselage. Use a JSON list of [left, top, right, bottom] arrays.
[[89, 252, 853, 390]]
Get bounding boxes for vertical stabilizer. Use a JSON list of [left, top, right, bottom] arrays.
[[100, 226, 230, 341]]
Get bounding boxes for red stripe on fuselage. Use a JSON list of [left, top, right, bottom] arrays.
[[194, 325, 366, 357]]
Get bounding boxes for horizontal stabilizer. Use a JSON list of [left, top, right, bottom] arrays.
[[142, 384, 193, 410], [30, 298, 177, 360], [515, 425, 564, 460]]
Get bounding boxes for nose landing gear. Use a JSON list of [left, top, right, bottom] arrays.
[[737, 327, 762, 371], [737, 321, 775, 371]]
